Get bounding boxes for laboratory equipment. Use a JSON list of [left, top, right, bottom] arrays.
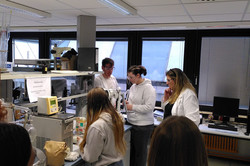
[[33, 148, 46, 166], [14, 59, 54, 72], [77, 47, 98, 71], [61, 48, 78, 70], [51, 44, 71, 70], [37, 96, 58, 115], [104, 89, 127, 112], [32, 113, 75, 152]]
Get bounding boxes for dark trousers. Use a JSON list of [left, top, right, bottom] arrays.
[[130, 124, 154, 166]]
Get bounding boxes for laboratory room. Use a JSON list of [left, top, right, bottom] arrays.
[[1, 0, 250, 166]]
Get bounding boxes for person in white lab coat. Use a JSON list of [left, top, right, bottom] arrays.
[[126, 65, 156, 166], [94, 57, 119, 90], [161, 68, 200, 126], [79, 88, 126, 166]]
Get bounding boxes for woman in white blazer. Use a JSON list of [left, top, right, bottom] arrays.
[[161, 68, 200, 126]]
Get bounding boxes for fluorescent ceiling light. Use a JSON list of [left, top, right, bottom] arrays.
[[0, 0, 51, 18], [98, 0, 137, 15]]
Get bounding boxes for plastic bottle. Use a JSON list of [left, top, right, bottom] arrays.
[[56, 57, 61, 70], [42, 64, 47, 74], [26, 116, 37, 147]]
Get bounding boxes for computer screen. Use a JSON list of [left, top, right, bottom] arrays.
[[213, 96, 239, 118]]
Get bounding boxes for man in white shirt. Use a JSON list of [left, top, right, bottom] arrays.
[[94, 58, 120, 109], [94, 57, 119, 90]]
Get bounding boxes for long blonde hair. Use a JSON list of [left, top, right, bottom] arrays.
[[79, 88, 126, 155], [166, 68, 196, 104]]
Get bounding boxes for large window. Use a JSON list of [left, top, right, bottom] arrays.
[[13, 39, 39, 59], [96, 40, 128, 92], [199, 37, 250, 109], [141, 38, 185, 101]]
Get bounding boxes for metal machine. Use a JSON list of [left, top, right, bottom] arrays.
[[32, 114, 75, 152], [14, 59, 54, 72], [37, 96, 58, 115]]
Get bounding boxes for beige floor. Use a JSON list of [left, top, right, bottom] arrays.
[[208, 156, 250, 166]]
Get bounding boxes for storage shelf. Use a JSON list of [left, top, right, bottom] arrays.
[[18, 93, 87, 108], [0, 71, 97, 80]]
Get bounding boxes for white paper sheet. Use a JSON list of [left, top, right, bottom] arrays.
[[26, 77, 51, 102]]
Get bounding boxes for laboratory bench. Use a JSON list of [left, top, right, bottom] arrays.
[[199, 120, 250, 162], [151, 110, 250, 163]]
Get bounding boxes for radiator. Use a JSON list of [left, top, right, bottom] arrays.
[[203, 134, 238, 153]]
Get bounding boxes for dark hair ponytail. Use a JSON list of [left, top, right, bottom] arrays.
[[128, 65, 147, 76]]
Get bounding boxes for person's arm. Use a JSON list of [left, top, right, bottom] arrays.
[[94, 76, 103, 88], [161, 87, 172, 110], [129, 86, 156, 113], [161, 97, 169, 111], [81, 126, 104, 163], [183, 92, 200, 126], [113, 77, 120, 90]]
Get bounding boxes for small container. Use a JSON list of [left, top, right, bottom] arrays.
[[75, 117, 87, 135], [42, 64, 47, 74], [56, 57, 61, 70]]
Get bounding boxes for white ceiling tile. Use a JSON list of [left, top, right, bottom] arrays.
[[181, 0, 248, 3], [58, 0, 104, 9], [84, 8, 133, 18], [50, 9, 89, 19], [192, 14, 243, 22], [245, 3, 250, 13], [11, 20, 47, 26], [10, 0, 72, 10], [105, 17, 150, 24], [126, 0, 180, 6], [39, 19, 76, 26], [145, 16, 192, 23], [0, 0, 250, 31], [184, 1, 247, 15], [96, 18, 113, 25], [137, 5, 187, 16], [242, 14, 250, 20]]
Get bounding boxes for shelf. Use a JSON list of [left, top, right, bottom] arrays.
[[17, 93, 87, 108], [0, 71, 98, 80]]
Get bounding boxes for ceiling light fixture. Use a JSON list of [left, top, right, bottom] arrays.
[[98, 0, 137, 15], [0, 0, 51, 18]]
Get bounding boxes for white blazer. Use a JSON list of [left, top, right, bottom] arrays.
[[161, 88, 200, 126]]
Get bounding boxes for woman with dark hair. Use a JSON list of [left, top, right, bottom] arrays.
[[162, 68, 200, 125], [0, 123, 36, 166], [148, 116, 208, 166], [79, 87, 126, 166], [126, 65, 156, 166]]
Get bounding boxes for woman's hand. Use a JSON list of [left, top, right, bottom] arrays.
[[126, 101, 132, 110], [163, 88, 172, 102]]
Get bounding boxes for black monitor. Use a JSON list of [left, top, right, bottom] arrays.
[[213, 96, 239, 124]]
